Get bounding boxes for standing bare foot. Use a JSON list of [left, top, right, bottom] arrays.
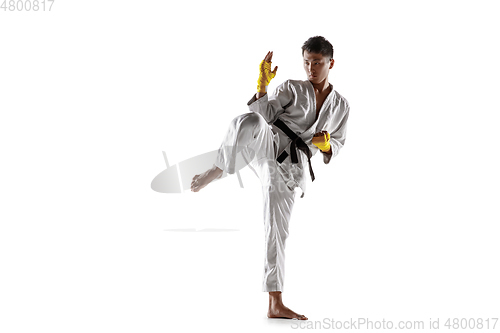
[[190, 165, 223, 192], [267, 291, 307, 320]]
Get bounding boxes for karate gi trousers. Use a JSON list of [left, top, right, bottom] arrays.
[[214, 111, 297, 292]]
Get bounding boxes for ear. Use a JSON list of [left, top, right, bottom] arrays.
[[329, 58, 335, 69]]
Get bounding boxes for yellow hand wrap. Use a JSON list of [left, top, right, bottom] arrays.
[[312, 132, 331, 152], [257, 60, 276, 93]]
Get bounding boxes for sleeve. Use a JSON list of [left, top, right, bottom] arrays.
[[246, 80, 295, 124], [328, 100, 350, 158]]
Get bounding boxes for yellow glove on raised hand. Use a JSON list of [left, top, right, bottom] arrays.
[[257, 52, 278, 93], [312, 131, 331, 152]]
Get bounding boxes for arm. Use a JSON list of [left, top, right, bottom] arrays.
[[325, 103, 350, 163], [247, 52, 293, 124], [313, 102, 350, 164]]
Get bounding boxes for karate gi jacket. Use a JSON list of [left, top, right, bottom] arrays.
[[247, 79, 350, 198]]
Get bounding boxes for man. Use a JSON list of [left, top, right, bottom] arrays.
[[190, 36, 350, 320]]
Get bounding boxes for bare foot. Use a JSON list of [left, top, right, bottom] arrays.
[[267, 291, 308, 320], [190, 166, 223, 192]]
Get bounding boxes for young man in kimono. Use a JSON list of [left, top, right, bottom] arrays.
[[190, 36, 350, 320]]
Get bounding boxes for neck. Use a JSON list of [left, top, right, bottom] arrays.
[[310, 78, 330, 93]]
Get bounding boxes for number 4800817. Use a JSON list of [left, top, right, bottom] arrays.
[[1, 0, 55, 11]]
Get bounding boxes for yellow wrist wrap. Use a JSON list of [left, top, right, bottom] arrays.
[[312, 132, 331, 152], [257, 60, 276, 93]]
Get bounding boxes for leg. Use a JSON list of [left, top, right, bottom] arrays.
[[260, 167, 295, 292], [191, 112, 273, 192], [253, 158, 307, 320], [189, 112, 306, 319]]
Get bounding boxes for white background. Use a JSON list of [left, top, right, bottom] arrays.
[[1, 0, 499, 332]]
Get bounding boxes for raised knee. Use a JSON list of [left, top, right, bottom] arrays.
[[232, 112, 265, 131], [235, 111, 259, 123]]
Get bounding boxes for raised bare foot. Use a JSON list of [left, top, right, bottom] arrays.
[[267, 291, 307, 320], [190, 165, 223, 192]]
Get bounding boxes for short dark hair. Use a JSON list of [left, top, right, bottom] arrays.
[[301, 36, 334, 60]]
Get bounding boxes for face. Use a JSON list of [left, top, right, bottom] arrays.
[[303, 50, 334, 84]]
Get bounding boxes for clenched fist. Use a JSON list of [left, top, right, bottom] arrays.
[[312, 130, 331, 152]]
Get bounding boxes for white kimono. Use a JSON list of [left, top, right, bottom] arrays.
[[247, 79, 350, 198], [213, 79, 349, 292]]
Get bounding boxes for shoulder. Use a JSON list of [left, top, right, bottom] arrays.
[[287, 79, 310, 89], [272, 80, 312, 98], [281, 79, 311, 95], [275, 79, 309, 87], [273, 79, 301, 95], [333, 90, 350, 111]]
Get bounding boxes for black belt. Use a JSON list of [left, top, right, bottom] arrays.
[[273, 118, 315, 182]]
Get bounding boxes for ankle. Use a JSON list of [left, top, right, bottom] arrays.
[[270, 300, 284, 308], [269, 293, 283, 305]]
